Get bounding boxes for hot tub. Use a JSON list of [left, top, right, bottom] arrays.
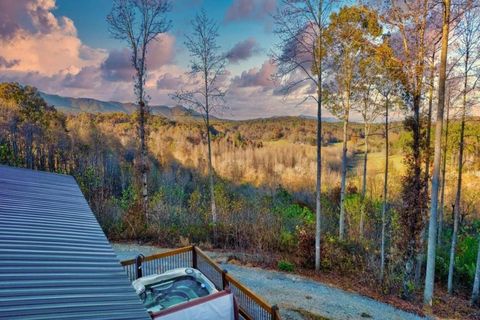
[[132, 268, 218, 314]]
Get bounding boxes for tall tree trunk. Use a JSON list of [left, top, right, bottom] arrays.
[[10, 124, 19, 164], [314, 1, 324, 271], [25, 126, 33, 169], [438, 97, 450, 245], [424, 0, 450, 306], [402, 1, 430, 298], [381, 97, 389, 281], [204, 69, 217, 230], [447, 46, 468, 295], [139, 99, 148, 219], [315, 54, 323, 271], [447, 194, 459, 294], [403, 94, 423, 299], [339, 112, 349, 240], [137, 50, 149, 219], [362, 123, 369, 199], [415, 51, 436, 284], [424, 51, 436, 197], [471, 237, 480, 305], [206, 112, 217, 225], [48, 144, 55, 172], [360, 122, 369, 239]]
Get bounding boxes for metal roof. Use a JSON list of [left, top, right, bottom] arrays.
[[0, 166, 150, 320]]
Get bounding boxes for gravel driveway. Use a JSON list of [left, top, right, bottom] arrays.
[[112, 243, 427, 320]]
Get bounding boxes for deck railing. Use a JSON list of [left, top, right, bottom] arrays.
[[120, 246, 281, 320]]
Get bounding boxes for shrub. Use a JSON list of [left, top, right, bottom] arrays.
[[296, 224, 315, 268], [435, 230, 479, 290], [279, 230, 297, 252], [278, 260, 295, 272], [455, 235, 478, 284]]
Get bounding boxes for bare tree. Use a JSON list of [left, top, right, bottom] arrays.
[[424, 0, 451, 306], [272, 0, 335, 271], [172, 9, 227, 232], [447, 4, 480, 295], [107, 0, 171, 217]]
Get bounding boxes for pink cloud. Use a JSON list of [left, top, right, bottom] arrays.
[[147, 33, 176, 69], [231, 59, 276, 89], [156, 73, 184, 90], [0, 0, 106, 77], [224, 0, 276, 22]]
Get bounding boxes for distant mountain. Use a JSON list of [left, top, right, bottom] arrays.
[[39, 92, 204, 120], [39, 92, 341, 123], [299, 114, 338, 122]]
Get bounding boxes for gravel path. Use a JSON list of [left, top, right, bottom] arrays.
[[112, 243, 427, 320]]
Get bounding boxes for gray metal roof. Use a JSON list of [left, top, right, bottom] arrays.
[[0, 166, 150, 320]]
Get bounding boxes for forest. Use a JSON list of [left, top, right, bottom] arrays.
[[1, 0, 480, 318]]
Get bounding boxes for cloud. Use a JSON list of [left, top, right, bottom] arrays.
[[261, 0, 276, 13], [101, 33, 176, 82], [64, 66, 101, 89], [223, 58, 333, 120], [226, 38, 261, 63], [146, 34, 176, 69], [0, 56, 19, 68], [0, 0, 106, 77], [224, 85, 318, 120], [224, 0, 276, 22], [0, 31, 105, 76], [156, 73, 184, 90], [230, 59, 276, 90], [26, 0, 75, 35], [101, 48, 133, 82], [0, 0, 30, 39], [0, 0, 121, 101], [225, 0, 255, 22]]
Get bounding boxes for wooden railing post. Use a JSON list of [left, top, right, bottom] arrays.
[[135, 254, 144, 279], [271, 305, 279, 320], [222, 269, 229, 289], [192, 246, 197, 269]]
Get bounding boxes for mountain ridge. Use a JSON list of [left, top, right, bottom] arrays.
[[40, 92, 204, 120], [39, 92, 340, 123]]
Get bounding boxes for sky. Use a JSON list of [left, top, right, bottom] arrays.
[[0, 0, 322, 120]]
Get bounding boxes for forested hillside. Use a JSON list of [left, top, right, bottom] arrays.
[[2, 81, 480, 317]]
